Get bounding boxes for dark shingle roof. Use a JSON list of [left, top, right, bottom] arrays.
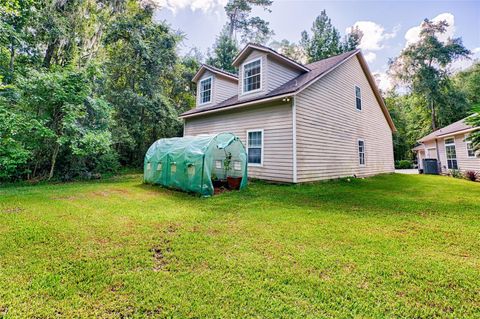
[[181, 49, 359, 117]]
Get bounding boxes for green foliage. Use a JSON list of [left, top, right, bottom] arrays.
[[1, 174, 480, 317], [466, 106, 480, 153], [270, 39, 305, 63], [224, 0, 274, 44], [207, 28, 239, 73], [301, 10, 363, 63], [449, 169, 463, 179], [389, 19, 470, 131], [395, 160, 413, 169]]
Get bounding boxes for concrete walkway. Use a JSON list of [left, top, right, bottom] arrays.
[[395, 169, 419, 174]]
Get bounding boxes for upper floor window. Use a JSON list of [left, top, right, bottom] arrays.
[[199, 77, 212, 105], [465, 135, 475, 158], [247, 130, 263, 166], [358, 139, 365, 165], [243, 59, 261, 93], [355, 86, 362, 110]]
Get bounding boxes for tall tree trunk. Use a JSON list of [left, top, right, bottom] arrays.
[[430, 99, 437, 131], [9, 41, 15, 75], [48, 142, 60, 180], [43, 39, 59, 69]]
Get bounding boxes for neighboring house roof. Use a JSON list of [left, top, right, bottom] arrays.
[[232, 43, 310, 72], [418, 117, 478, 143], [192, 64, 238, 83]]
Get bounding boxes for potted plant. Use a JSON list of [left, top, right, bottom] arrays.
[[223, 151, 242, 190], [211, 172, 223, 188]]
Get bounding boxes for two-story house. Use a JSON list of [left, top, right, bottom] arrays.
[[180, 43, 396, 183]]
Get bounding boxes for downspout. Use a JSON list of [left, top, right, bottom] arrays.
[[292, 96, 297, 183]]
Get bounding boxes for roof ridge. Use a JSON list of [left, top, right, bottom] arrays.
[[306, 49, 360, 69], [202, 64, 238, 78]]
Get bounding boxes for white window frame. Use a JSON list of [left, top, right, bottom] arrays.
[[358, 139, 366, 166], [465, 134, 476, 158], [355, 85, 362, 111], [246, 129, 264, 167], [444, 137, 458, 170], [241, 57, 262, 95], [198, 76, 213, 106]]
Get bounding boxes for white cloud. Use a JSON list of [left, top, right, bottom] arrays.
[[449, 47, 480, 72], [373, 71, 394, 92], [347, 21, 398, 52], [149, 0, 227, 13], [404, 13, 455, 46], [363, 52, 377, 63]]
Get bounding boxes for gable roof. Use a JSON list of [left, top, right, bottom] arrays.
[[418, 116, 478, 142], [192, 64, 238, 83], [232, 43, 310, 72], [182, 48, 396, 132]]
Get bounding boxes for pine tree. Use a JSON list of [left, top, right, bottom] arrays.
[[207, 28, 239, 73]]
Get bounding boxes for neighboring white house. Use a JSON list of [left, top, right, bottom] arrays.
[[181, 43, 396, 183], [414, 117, 480, 173]]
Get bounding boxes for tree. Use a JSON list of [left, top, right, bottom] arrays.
[[342, 25, 363, 52], [300, 10, 342, 63], [270, 39, 306, 64], [389, 19, 470, 131], [301, 10, 362, 63], [224, 0, 274, 44], [466, 107, 480, 154], [207, 28, 239, 73], [103, 3, 183, 165]]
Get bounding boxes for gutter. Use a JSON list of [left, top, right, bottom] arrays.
[[292, 96, 297, 183]]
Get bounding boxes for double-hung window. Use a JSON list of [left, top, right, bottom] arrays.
[[243, 59, 261, 93], [355, 86, 362, 111], [199, 77, 212, 105], [247, 130, 263, 165], [445, 138, 458, 169], [465, 135, 475, 158], [358, 139, 366, 165]]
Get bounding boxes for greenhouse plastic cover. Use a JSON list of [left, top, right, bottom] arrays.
[[144, 133, 248, 196]]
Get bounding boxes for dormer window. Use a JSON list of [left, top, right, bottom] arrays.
[[243, 58, 262, 93], [199, 77, 212, 105]]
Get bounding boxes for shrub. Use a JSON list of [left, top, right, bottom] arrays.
[[449, 169, 463, 179], [395, 160, 413, 169], [464, 170, 478, 182]]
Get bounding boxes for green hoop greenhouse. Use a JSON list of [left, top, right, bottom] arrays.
[[144, 133, 248, 196]]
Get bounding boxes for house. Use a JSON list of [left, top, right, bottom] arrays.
[[180, 43, 396, 183], [414, 117, 479, 173]]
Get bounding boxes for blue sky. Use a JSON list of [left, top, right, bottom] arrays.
[[153, 0, 480, 89]]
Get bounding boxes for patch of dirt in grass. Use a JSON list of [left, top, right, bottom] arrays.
[[151, 223, 178, 272], [90, 189, 131, 197], [1, 207, 23, 214], [51, 195, 80, 201]]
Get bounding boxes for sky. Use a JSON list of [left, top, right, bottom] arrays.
[[153, 0, 480, 90]]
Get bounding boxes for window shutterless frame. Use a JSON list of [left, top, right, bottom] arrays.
[[246, 129, 264, 167], [355, 85, 362, 111], [358, 139, 366, 166], [241, 57, 262, 95], [198, 76, 213, 106], [444, 137, 458, 170], [465, 134, 475, 158]]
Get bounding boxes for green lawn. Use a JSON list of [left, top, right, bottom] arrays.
[[0, 174, 479, 318]]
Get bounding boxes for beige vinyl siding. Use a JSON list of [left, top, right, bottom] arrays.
[[184, 102, 293, 182], [214, 75, 237, 104], [196, 72, 237, 107], [267, 58, 302, 92], [238, 51, 268, 100], [438, 134, 480, 173], [295, 55, 394, 182]]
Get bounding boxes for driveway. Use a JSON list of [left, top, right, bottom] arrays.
[[395, 169, 419, 174]]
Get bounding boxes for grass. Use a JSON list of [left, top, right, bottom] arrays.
[[0, 173, 479, 318]]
